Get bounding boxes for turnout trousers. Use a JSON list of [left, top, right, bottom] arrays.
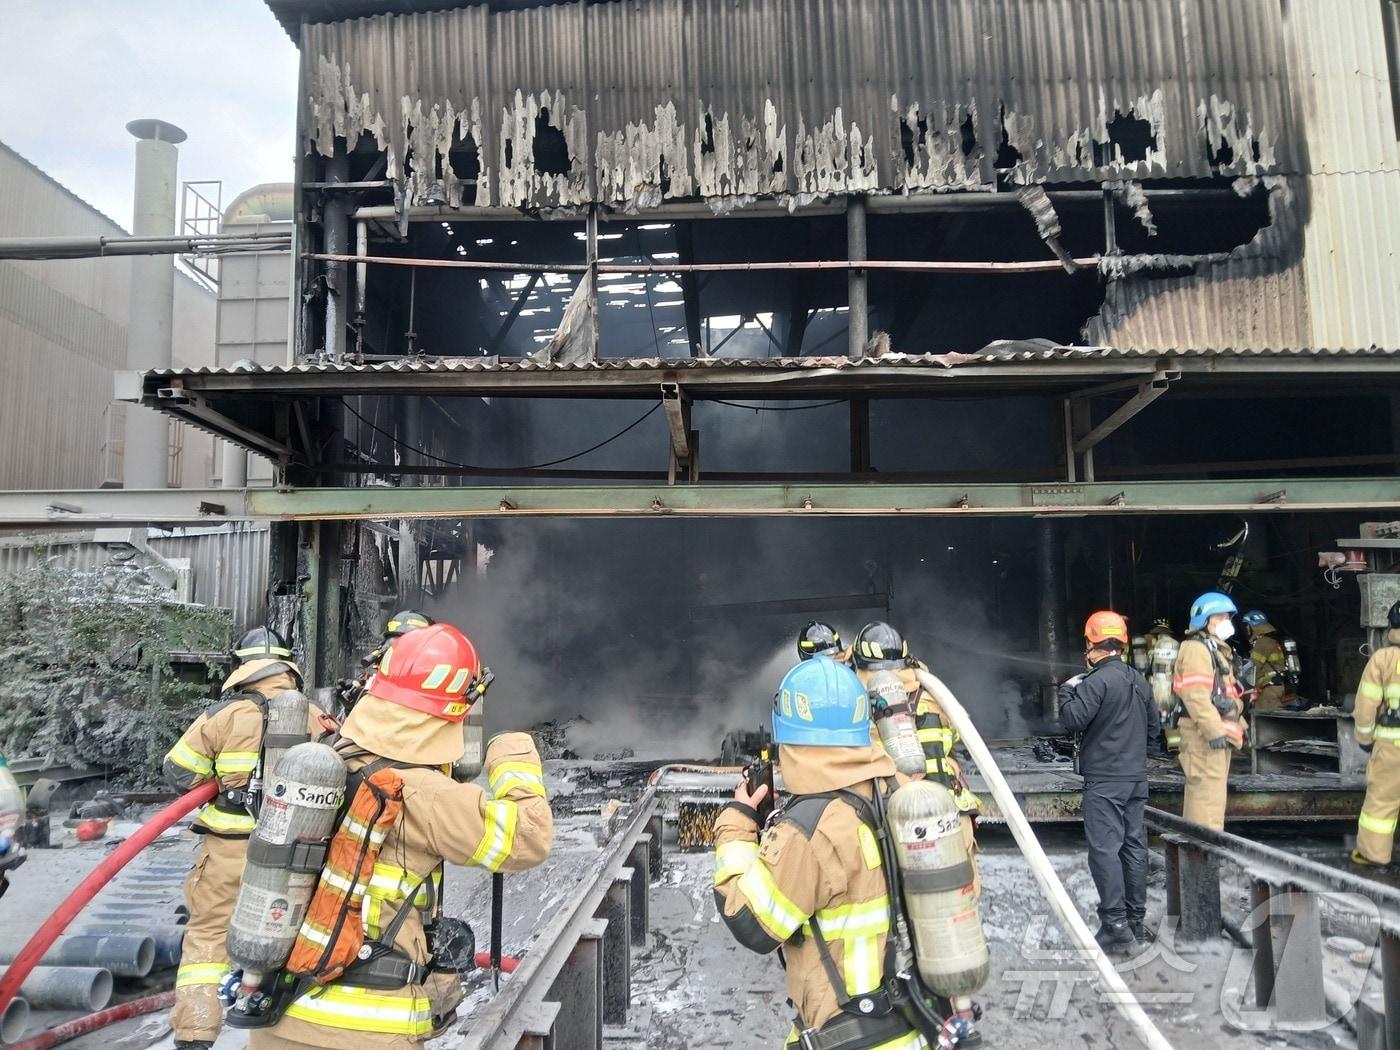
[[171, 832, 248, 1042], [1081, 779, 1149, 927]]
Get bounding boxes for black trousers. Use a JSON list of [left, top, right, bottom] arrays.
[[1082, 778, 1149, 925]]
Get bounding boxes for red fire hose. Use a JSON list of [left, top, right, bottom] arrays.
[[0, 783, 216, 1020], [4, 991, 175, 1050]]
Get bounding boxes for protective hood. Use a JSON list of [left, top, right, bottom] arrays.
[[222, 658, 302, 694], [1388, 628, 1400, 647], [339, 692, 465, 765], [778, 741, 896, 796], [1251, 623, 1277, 637]]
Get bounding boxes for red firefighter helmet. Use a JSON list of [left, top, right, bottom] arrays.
[[368, 623, 481, 722], [1084, 610, 1129, 647]]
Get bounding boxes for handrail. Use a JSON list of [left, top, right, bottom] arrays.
[[458, 786, 659, 1050], [1145, 806, 1400, 935]]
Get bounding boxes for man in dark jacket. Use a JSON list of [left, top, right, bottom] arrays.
[[1060, 610, 1161, 950]]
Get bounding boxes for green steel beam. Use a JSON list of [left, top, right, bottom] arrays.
[[2, 476, 1399, 527]]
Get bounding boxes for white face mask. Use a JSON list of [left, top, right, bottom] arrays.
[[1209, 618, 1236, 642]]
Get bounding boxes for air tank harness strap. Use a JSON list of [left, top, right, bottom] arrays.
[[339, 873, 437, 991], [871, 703, 916, 721]]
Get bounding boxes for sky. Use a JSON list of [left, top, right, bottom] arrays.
[[0, 0, 299, 230]]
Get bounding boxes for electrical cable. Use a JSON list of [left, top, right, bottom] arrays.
[[341, 400, 661, 472], [711, 399, 848, 411]]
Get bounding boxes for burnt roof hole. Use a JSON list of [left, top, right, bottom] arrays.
[[700, 112, 716, 156], [658, 155, 672, 194], [448, 127, 480, 184], [900, 113, 929, 168], [504, 138, 514, 169], [1251, 137, 1263, 163], [1094, 111, 1156, 166], [994, 104, 1023, 170], [1205, 124, 1235, 168], [959, 113, 977, 157], [772, 151, 783, 175], [532, 108, 571, 176]]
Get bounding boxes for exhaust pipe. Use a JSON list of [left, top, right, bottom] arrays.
[[0, 936, 154, 978], [0, 968, 112, 1012]]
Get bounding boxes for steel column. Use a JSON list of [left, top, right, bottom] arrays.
[[625, 836, 652, 947], [547, 918, 605, 1050], [646, 814, 665, 882], [846, 195, 867, 359], [323, 143, 351, 360], [1249, 880, 1276, 1009], [1164, 836, 1221, 942], [594, 873, 633, 1026], [1383, 931, 1400, 1050], [1273, 890, 1327, 1027]]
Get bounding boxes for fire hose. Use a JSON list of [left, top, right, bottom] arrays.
[[3, 991, 174, 1050], [913, 669, 1175, 1050], [0, 783, 217, 1023]]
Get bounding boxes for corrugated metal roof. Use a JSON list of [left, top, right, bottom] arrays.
[[145, 344, 1400, 381], [300, 0, 1296, 211]]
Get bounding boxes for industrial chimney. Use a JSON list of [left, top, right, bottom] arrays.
[[123, 118, 186, 489]]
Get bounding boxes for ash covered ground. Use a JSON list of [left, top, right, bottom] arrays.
[[2, 761, 1381, 1050]]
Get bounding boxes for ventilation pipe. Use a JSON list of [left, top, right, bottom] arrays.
[[122, 119, 185, 490]]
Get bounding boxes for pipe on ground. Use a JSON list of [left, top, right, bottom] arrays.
[[0, 937, 153, 978], [913, 668, 1175, 1050], [0, 970, 110, 1013], [70, 927, 183, 970], [3, 990, 173, 1050], [0, 996, 29, 1045]]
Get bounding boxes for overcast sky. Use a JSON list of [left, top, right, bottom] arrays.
[[0, 0, 299, 230]]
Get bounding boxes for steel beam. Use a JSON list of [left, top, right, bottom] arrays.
[[3, 476, 1400, 528], [1072, 375, 1174, 454]]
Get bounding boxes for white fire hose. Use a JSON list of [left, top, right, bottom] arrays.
[[913, 669, 1176, 1050]]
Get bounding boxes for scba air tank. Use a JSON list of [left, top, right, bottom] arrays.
[[1150, 637, 1179, 719], [885, 778, 989, 999], [454, 699, 485, 781], [260, 690, 311, 792], [866, 670, 925, 778], [227, 742, 345, 991]]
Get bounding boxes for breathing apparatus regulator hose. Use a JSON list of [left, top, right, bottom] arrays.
[[912, 669, 1175, 1050]]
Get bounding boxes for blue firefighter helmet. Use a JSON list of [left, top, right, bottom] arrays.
[[1241, 610, 1269, 627], [1188, 591, 1238, 632], [771, 658, 871, 747]]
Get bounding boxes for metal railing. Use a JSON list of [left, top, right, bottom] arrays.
[[460, 788, 664, 1050], [1146, 807, 1399, 1050]]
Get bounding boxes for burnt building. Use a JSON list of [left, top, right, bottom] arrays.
[[85, 0, 1400, 787]]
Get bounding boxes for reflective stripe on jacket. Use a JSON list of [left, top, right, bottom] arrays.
[[1354, 632, 1400, 747]]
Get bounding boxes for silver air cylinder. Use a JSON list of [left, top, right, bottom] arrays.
[[227, 742, 345, 991], [261, 690, 312, 788], [455, 699, 486, 781], [866, 670, 925, 777], [885, 779, 989, 998]]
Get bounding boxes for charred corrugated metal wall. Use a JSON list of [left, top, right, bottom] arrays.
[[298, 0, 1400, 352]]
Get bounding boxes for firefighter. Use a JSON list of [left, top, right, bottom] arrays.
[[713, 657, 927, 1050], [1351, 600, 1400, 867], [338, 610, 437, 716], [249, 622, 553, 1050], [1172, 593, 1247, 830], [164, 627, 332, 1050], [1058, 611, 1160, 948], [1242, 610, 1290, 711], [797, 620, 843, 661], [851, 622, 981, 822]]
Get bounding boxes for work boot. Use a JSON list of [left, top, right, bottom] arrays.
[[1350, 849, 1387, 868], [1128, 919, 1156, 944], [1094, 921, 1136, 952], [174, 1042, 213, 1050]]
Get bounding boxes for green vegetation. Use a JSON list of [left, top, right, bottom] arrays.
[[0, 557, 231, 783]]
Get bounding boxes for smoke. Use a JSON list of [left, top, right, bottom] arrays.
[[428, 512, 1059, 761]]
